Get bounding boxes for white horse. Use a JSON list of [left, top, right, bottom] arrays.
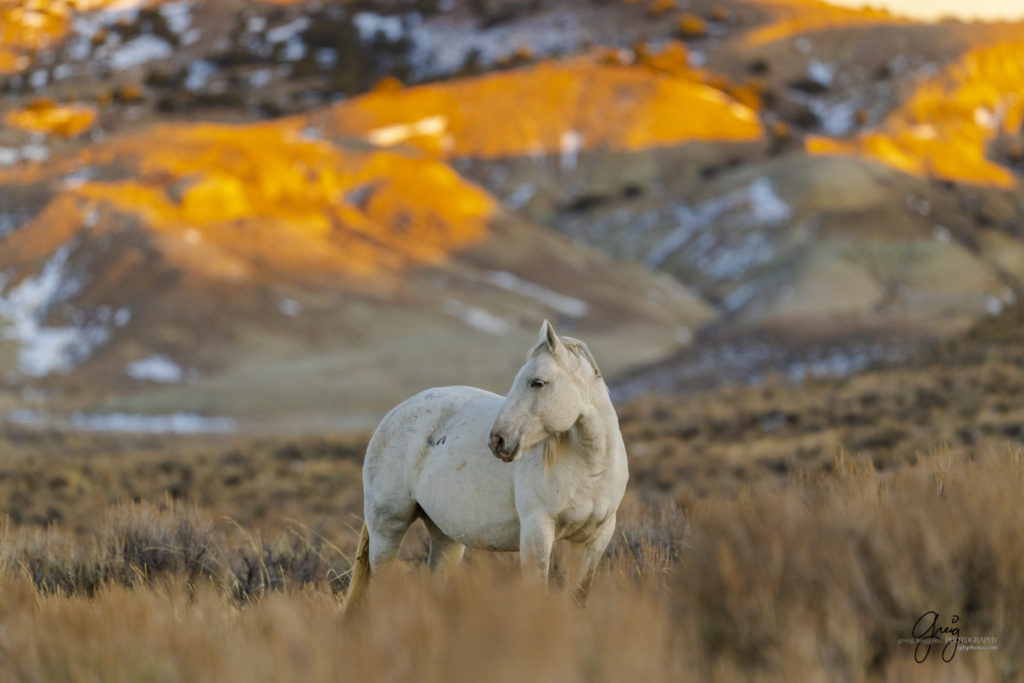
[[343, 320, 629, 609]]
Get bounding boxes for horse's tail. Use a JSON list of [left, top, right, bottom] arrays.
[[341, 523, 371, 615]]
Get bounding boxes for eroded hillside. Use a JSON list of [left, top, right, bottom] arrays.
[[1, 0, 1023, 429]]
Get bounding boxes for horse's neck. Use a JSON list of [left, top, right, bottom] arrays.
[[568, 381, 621, 465]]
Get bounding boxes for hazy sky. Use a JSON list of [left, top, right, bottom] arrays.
[[830, 0, 1024, 21]]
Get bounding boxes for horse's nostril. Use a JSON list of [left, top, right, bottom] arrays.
[[489, 432, 505, 455]]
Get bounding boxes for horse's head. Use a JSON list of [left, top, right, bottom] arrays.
[[488, 320, 601, 463]]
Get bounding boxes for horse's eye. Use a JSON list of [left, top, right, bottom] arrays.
[[529, 378, 546, 389]]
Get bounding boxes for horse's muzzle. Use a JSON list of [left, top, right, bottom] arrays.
[[488, 431, 519, 463]]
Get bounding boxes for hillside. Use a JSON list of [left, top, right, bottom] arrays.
[[0, 115, 708, 428], [314, 15, 1024, 386], [1, 0, 1023, 429]]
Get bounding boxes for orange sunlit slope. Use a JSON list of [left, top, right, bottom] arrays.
[[325, 49, 764, 160], [742, 0, 909, 46], [0, 1, 67, 73], [807, 40, 1024, 188], [7, 121, 495, 283], [4, 99, 97, 137], [0, 0, 193, 74], [0, 0, 137, 74]]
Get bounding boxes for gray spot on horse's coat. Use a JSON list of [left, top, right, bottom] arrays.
[[370, 500, 415, 526], [427, 434, 447, 447]]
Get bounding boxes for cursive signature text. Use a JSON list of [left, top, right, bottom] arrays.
[[912, 611, 960, 663]]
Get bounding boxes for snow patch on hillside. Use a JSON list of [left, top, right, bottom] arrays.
[[353, 12, 405, 42], [443, 300, 511, 335], [158, 1, 193, 37], [0, 244, 110, 376], [560, 131, 582, 172], [0, 213, 23, 237], [505, 183, 537, 210], [71, 412, 236, 433], [108, 35, 173, 70], [808, 60, 834, 87], [6, 410, 237, 434], [126, 354, 183, 383], [71, 5, 140, 41], [409, 5, 590, 79], [484, 271, 589, 318], [810, 99, 858, 136], [1, 144, 50, 165], [646, 178, 792, 280], [185, 59, 217, 91], [277, 298, 302, 317], [267, 17, 311, 44]]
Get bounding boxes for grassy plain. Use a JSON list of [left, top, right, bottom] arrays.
[[2, 310, 1024, 681], [0, 442, 1020, 681], [0, 427, 1021, 679]]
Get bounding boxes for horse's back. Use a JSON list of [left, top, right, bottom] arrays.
[[363, 385, 520, 551], [363, 385, 501, 497], [367, 385, 500, 452]]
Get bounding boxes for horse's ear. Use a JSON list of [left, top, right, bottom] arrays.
[[539, 319, 563, 353]]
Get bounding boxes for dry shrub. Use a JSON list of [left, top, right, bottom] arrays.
[[0, 499, 351, 601], [226, 520, 350, 601], [102, 497, 220, 587], [0, 445, 1020, 680], [674, 446, 1024, 679], [0, 521, 111, 597]]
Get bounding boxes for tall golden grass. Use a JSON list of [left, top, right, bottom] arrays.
[[0, 443, 1019, 681]]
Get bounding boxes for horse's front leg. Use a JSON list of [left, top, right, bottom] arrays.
[[573, 515, 616, 605], [519, 514, 555, 585]]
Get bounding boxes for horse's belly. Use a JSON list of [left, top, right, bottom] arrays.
[[414, 446, 520, 551]]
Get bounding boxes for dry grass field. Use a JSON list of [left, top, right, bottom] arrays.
[[1, 350, 1023, 681], [1, 305, 1023, 682], [0, 443, 1019, 681]]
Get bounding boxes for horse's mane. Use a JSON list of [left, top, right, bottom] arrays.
[[529, 334, 603, 472], [528, 335, 602, 379]]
